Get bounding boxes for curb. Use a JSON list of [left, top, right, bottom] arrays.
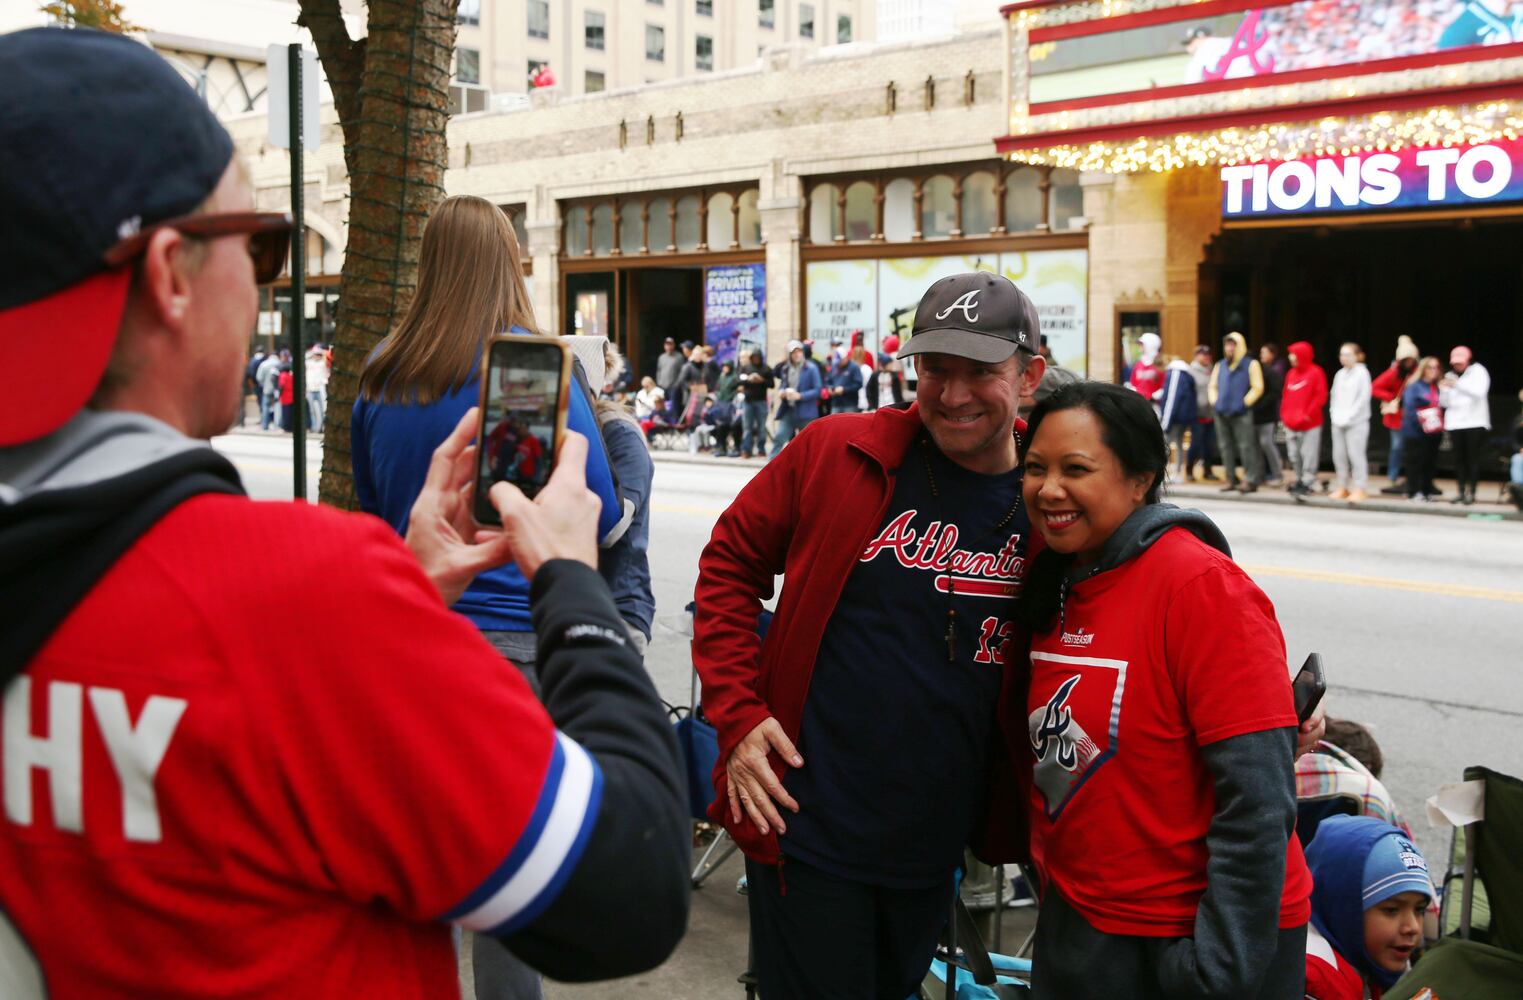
[[649, 452, 1522, 522], [1164, 483, 1522, 521]]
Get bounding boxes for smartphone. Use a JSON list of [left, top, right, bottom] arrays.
[[1292, 653, 1326, 725], [474, 335, 573, 525]]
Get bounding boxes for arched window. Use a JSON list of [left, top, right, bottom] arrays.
[[920, 175, 955, 239], [674, 195, 701, 251], [883, 177, 916, 241], [844, 181, 876, 241], [808, 183, 838, 243], [707, 191, 735, 249], [962, 171, 997, 237], [1049, 168, 1084, 231], [590, 203, 614, 255], [619, 199, 644, 253], [563, 205, 588, 255], [1004, 168, 1041, 233], [648, 197, 674, 250], [737, 189, 762, 248]]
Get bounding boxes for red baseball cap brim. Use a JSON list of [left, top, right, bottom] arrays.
[[0, 267, 131, 446]]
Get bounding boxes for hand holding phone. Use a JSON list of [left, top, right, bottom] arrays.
[[475, 335, 572, 526], [1293, 653, 1326, 725], [486, 431, 600, 578]]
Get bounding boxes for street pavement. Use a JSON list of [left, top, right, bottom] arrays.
[[211, 432, 1523, 1000]]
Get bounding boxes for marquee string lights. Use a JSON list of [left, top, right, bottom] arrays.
[[1003, 102, 1523, 173]]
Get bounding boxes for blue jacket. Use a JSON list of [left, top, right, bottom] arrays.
[[1400, 380, 1441, 440], [781, 361, 823, 421], [827, 358, 863, 398], [598, 414, 655, 640], [351, 331, 622, 632], [1159, 364, 1198, 430]]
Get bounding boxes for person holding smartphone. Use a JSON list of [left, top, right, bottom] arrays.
[[1018, 380, 1311, 999], [351, 196, 626, 998], [353, 195, 624, 669]]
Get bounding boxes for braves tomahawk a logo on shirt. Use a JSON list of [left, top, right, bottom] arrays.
[[1028, 650, 1128, 819]]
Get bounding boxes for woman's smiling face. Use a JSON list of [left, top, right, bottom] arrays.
[[1023, 407, 1153, 567]]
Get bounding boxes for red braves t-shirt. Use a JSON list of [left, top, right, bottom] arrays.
[[1127, 363, 1164, 402], [0, 496, 601, 998], [1025, 528, 1312, 936]]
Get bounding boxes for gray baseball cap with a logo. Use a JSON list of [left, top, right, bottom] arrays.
[[898, 272, 1041, 364]]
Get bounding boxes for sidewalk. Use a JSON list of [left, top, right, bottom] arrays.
[[651, 450, 1522, 521]]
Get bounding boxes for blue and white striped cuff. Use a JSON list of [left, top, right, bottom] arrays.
[[444, 731, 604, 935]]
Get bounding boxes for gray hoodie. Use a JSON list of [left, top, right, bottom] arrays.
[[0, 412, 242, 678]]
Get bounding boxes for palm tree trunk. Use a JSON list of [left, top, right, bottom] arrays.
[[299, 0, 458, 509]]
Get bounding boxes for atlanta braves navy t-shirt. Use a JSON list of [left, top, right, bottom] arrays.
[[781, 434, 1029, 887]]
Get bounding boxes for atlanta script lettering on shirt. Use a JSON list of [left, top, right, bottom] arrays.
[[859, 509, 1025, 598]]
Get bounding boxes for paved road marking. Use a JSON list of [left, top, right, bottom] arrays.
[[1242, 564, 1523, 604]]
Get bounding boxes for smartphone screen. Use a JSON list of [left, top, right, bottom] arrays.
[[475, 338, 569, 524]]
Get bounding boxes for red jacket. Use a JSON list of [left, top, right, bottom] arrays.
[[1370, 364, 1406, 431], [1280, 341, 1329, 432], [693, 404, 1036, 866]]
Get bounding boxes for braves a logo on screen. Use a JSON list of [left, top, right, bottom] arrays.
[[859, 509, 1026, 598], [1028, 651, 1128, 820]]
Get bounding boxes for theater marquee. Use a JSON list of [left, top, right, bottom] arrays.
[[1220, 136, 1523, 218]]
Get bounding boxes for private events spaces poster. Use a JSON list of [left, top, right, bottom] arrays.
[[805, 250, 1089, 374]]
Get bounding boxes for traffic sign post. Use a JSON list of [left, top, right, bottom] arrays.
[[267, 44, 320, 500]]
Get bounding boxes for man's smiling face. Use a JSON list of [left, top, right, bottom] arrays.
[[915, 351, 1042, 474]]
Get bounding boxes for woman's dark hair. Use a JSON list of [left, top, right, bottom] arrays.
[[1397, 356, 1417, 378], [1017, 380, 1169, 631], [1261, 341, 1282, 359]]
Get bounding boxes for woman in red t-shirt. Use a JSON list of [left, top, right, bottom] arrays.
[[1017, 380, 1312, 999]]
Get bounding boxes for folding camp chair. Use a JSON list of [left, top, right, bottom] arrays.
[[1383, 766, 1523, 999], [920, 870, 1032, 999]]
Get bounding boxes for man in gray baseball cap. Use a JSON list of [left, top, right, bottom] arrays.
[[692, 272, 1044, 997], [896, 270, 1046, 474]]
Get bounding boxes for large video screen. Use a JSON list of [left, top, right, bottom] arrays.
[[1030, 0, 1521, 106]]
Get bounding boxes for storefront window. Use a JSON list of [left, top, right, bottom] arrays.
[[920, 175, 955, 239], [883, 178, 915, 241], [1049, 168, 1084, 231], [674, 195, 701, 251], [648, 197, 674, 249], [1005, 168, 1041, 232], [844, 181, 875, 241], [962, 171, 997, 236], [564, 205, 588, 255], [707, 190, 734, 248], [809, 183, 838, 242], [619, 200, 643, 253], [590, 203, 614, 254], [737, 189, 762, 248]]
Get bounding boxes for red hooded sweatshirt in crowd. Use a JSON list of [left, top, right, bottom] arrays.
[[1281, 341, 1328, 432], [1370, 364, 1407, 431], [692, 404, 1037, 867]]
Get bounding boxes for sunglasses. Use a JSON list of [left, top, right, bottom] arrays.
[[103, 211, 295, 285]]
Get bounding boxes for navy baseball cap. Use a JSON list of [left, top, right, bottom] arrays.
[[899, 272, 1041, 364], [0, 27, 236, 445]]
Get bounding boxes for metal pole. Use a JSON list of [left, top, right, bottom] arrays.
[[288, 43, 307, 500]]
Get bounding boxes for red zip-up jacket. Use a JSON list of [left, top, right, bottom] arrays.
[[692, 404, 1036, 866]]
